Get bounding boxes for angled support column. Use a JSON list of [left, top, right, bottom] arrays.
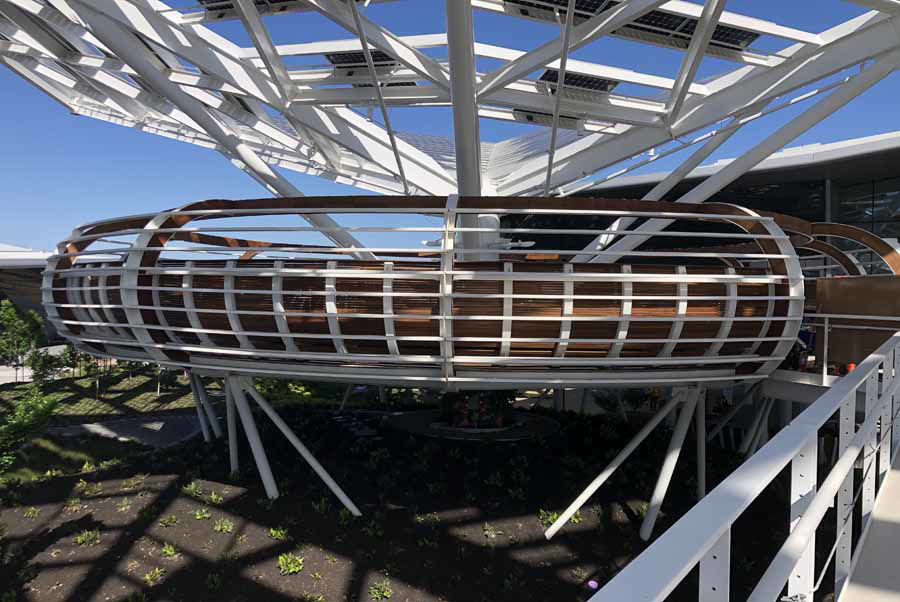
[[225, 378, 239, 476], [228, 376, 279, 500], [696, 387, 707, 499], [242, 379, 362, 516], [640, 386, 700, 540], [190, 373, 223, 438], [545, 390, 685, 539], [189, 374, 212, 443]]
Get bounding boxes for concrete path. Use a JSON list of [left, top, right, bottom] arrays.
[[47, 414, 202, 448], [841, 458, 900, 601]]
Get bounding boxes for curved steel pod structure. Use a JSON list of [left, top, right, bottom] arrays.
[[44, 197, 804, 389]]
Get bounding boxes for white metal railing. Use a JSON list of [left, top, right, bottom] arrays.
[[591, 331, 900, 602]]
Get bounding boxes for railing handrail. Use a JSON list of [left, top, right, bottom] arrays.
[[591, 331, 900, 602]]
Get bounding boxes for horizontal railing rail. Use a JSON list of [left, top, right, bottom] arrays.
[[590, 331, 900, 602]]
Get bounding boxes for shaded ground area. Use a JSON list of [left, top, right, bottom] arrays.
[[0, 406, 802, 602], [0, 371, 197, 427]]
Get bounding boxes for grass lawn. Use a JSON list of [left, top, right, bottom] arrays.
[[2, 435, 147, 483], [0, 370, 197, 426]]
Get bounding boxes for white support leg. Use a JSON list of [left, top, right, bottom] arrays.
[[640, 387, 699, 541], [835, 393, 855, 592], [696, 388, 706, 499], [229, 377, 279, 500], [225, 378, 239, 476], [191, 373, 223, 438], [545, 391, 685, 540], [788, 434, 817, 601], [739, 397, 770, 455], [243, 380, 362, 516], [699, 528, 730, 602], [189, 375, 212, 443]]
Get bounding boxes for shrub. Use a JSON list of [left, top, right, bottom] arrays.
[[0, 386, 60, 473], [143, 567, 165, 586], [74, 529, 100, 546], [214, 518, 234, 534], [25, 349, 62, 390], [161, 543, 177, 558], [206, 573, 223, 592], [268, 526, 290, 541], [193, 508, 211, 520], [368, 579, 393, 600], [277, 552, 304, 575]]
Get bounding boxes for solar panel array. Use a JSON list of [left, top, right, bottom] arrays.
[[539, 69, 619, 93], [503, 0, 760, 50], [325, 50, 398, 67]]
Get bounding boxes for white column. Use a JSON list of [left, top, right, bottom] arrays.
[[225, 378, 239, 476], [228, 377, 279, 499], [640, 387, 699, 540]]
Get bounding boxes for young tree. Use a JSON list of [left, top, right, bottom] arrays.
[[0, 299, 43, 382], [25, 348, 62, 391], [61, 344, 80, 378]]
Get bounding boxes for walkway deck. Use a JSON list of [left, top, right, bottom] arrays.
[[841, 457, 900, 602]]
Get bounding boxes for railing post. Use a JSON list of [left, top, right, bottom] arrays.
[[788, 434, 817, 600], [894, 347, 900, 456], [699, 528, 730, 602], [835, 392, 854, 592], [862, 374, 878, 525], [880, 355, 892, 486]]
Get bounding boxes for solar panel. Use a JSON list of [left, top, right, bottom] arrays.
[[504, 0, 610, 14], [198, 0, 295, 11], [539, 69, 618, 93], [325, 50, 396, 67]]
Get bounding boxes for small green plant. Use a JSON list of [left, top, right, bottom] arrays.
[[214, 518, 234, 534], [414, 512, 439, 526], [571, 566, 589, 581], [143, 567, 166, 586], [368, 579, 393, 600], [277, 552, 305, 575], [182, 481, 203, 499], [312, 571, 322, 582], [482, 522, 502, 540], [311, 496, 330, 514], [121, 474, 147, 491], [537, 508, 560, 528], [326, 554, 338, 565], [63, 497, 84, 513], [121, 593, 147, 602], [75, 479, 102, 496], [117, 498, 132, 513], [193, 508, 212, 520], [74, 529, 100, 546], [23, 506, 40, 519], [207, 491, 224, 505], [337, 507, 353, 526], [159, 514, 178, 527], [268, 526, 290, 541], [298, 594, 324, 602], [206, 572, 223, 592], [362, 520, 384, 538], [161, 542, 178, 558], [80, 461, 96, 473], [569, 510, 583, 524]]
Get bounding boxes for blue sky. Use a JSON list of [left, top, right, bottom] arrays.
[[1, 0, 897, 251]]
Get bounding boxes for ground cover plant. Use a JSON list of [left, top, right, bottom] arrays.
[[0, 401, 824, 602]]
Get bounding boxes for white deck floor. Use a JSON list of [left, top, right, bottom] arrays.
[[841, 459, 900, 602]]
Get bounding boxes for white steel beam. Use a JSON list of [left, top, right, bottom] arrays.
[[476, 0, 669, 100], [598, 51, 900, 261], [665, 0, 726, 121], [297, 0, 450, 91], [348, 0, 409, 194], [544, 0, 576, 196], [495, 12, 900, 195], [78, 6, 374, 259], [445, 0, 481, 196]]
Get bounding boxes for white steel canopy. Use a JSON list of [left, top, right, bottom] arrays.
[[0, 0, 897, 212]]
